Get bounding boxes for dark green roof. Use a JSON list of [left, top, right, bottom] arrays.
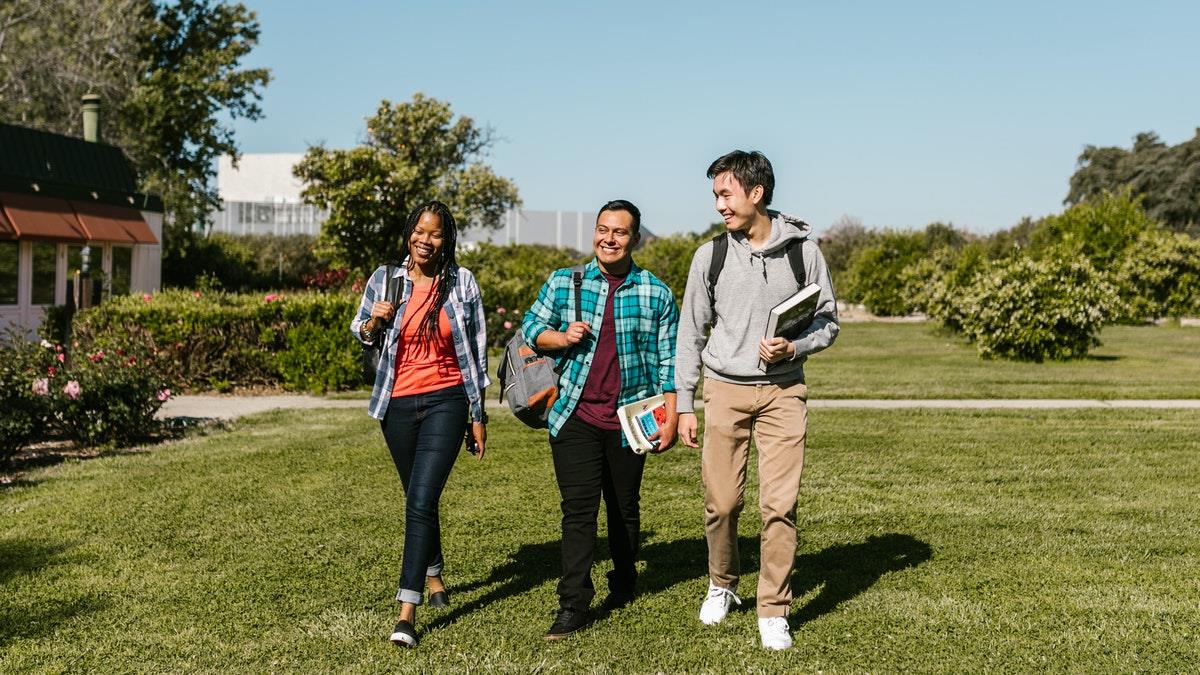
[[0, 123, 163, 212]]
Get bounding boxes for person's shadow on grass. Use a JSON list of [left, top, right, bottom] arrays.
[[789, 533, 932, 626], [421, 532, 930, 634]]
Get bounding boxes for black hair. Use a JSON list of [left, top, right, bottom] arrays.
[[596, 199, 642, 236], [402, 199, 458, 345], [707, 150, 775, 206]]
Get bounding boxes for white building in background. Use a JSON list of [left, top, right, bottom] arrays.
[[209, 154, 328, 236], [209, 153, 647, 251]]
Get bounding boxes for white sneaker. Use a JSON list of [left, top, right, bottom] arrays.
[[698, 582, 741, 625], [758, 616, 793, 650]]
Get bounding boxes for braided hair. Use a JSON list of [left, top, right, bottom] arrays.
[[402, 200, 459, 345]]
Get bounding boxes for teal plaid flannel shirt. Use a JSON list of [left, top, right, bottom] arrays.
[[521, 259, 679, 438]]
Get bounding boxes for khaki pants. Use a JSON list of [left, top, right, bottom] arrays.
[[701, 377, 807, 617]]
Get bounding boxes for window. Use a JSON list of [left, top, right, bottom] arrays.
[[31, 241, 56, 305], [111, 246, 132, 297], [0, 241, 17, 305]]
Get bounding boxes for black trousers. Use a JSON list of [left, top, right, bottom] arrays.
[[549, 414, 647, 612]]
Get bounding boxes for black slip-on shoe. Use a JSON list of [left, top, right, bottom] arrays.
[[545, 608, 590, 641], [389, 620, 418, 648], [428, 590, 450, 609]]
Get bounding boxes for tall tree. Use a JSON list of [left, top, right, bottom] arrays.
[[0, 0, 270, 273], [294, 94, 521, 275], [1067, 130, 1200, 234]]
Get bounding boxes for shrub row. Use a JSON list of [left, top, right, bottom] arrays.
[[825, 193, 1200, 360], [60, 289, 359, 393]]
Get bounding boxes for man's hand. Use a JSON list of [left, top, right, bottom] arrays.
[[677, 412, 700, 448], [561, 321, 591, 348], [648, 413, 679, 454], [759, 337, 795, 365]]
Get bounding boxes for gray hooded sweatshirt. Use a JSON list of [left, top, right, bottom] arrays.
[[674, 211, 839, 413]]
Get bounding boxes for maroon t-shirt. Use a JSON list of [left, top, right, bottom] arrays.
[[573, 270, 626, 430]]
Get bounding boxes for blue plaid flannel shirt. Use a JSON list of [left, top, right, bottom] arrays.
[[351, 262, 490, 423], [521, 259, 678, 438]]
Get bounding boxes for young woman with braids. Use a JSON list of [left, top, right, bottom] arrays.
[[350, 200, 490, 648]]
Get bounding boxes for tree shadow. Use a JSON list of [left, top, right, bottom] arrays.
[[790, 533, 932, 626], [0, 539, 105, 645], [1085, 354, 1121, 362]]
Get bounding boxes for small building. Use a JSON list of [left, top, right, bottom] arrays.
[[0, 101, 163, 338]]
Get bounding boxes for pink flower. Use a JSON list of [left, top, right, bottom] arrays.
[[47, 366, 57, 377], [156, 388, 171, 402], [496, 307, 507, 315], [31, 378, 49, 396], [503, 321, 513, 330], [89, 350, 105, 363], [193, 291, 201, 298], [63, 380, 81, 400], [142, 293, 153, 302], [264, 293, 278, 302], [56, 352, 65, 363]]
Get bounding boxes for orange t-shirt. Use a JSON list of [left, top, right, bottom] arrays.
[[391, 284, 464, 397]]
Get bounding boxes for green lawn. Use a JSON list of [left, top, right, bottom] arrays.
[[807, 322, 1200, 399], [2, 408, 1197, 672]]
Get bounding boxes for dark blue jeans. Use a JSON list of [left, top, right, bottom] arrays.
[[380, 384, 468, 605]]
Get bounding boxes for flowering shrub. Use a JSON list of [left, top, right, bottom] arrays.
[[958, 254, 1117, 361], [47, 324, 178, 447], [1113, 230, 1200, 322], [0, 326, 176, 452], [0, 333, 53, 457], [302, 267, 351, 290]]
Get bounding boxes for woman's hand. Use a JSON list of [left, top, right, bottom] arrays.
[[370, 301, 396, 321], [466, 421, 487, 460]]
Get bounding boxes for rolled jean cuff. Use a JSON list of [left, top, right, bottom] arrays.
[[396, 588, 423, 605], [426, 562, 443, 577]]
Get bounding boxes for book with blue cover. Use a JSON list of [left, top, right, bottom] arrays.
[[617, 394, 667, 454]]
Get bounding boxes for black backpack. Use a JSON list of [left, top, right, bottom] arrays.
[[705, 232, 806, 327]]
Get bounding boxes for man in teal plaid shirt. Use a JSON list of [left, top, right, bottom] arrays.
[[521, 199, 679, 640]]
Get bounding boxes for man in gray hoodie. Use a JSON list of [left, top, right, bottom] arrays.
[[676, 150, 839, 650]]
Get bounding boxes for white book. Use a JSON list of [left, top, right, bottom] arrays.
[[616, 394, 667, 455], [759, 283, 822, 371]]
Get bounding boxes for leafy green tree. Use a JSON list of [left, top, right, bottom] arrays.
[[0, 0, 271, 278], [1067, 130, 1200, 233], [634, 232, 706, 306], [1029, 191, 1158, 268], [1115, 230, 1200, 322], [959, 255, 1116, 361], [294, 94, 521, 275]]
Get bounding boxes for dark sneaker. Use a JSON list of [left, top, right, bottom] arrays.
[[544, 609, 589, 641], [389, 620, 418, 648], [428, 590, 450, 609]]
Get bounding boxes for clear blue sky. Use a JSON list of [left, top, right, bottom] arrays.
[[231, 0, 1200, 236]]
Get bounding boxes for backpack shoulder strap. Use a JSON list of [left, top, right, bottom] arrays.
[[706, 233, 729, 318], [570, 264, 585, 323], [785, 239, 806, 288]]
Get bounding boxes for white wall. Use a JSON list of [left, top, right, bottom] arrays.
[[217, 153, 307, 202]]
